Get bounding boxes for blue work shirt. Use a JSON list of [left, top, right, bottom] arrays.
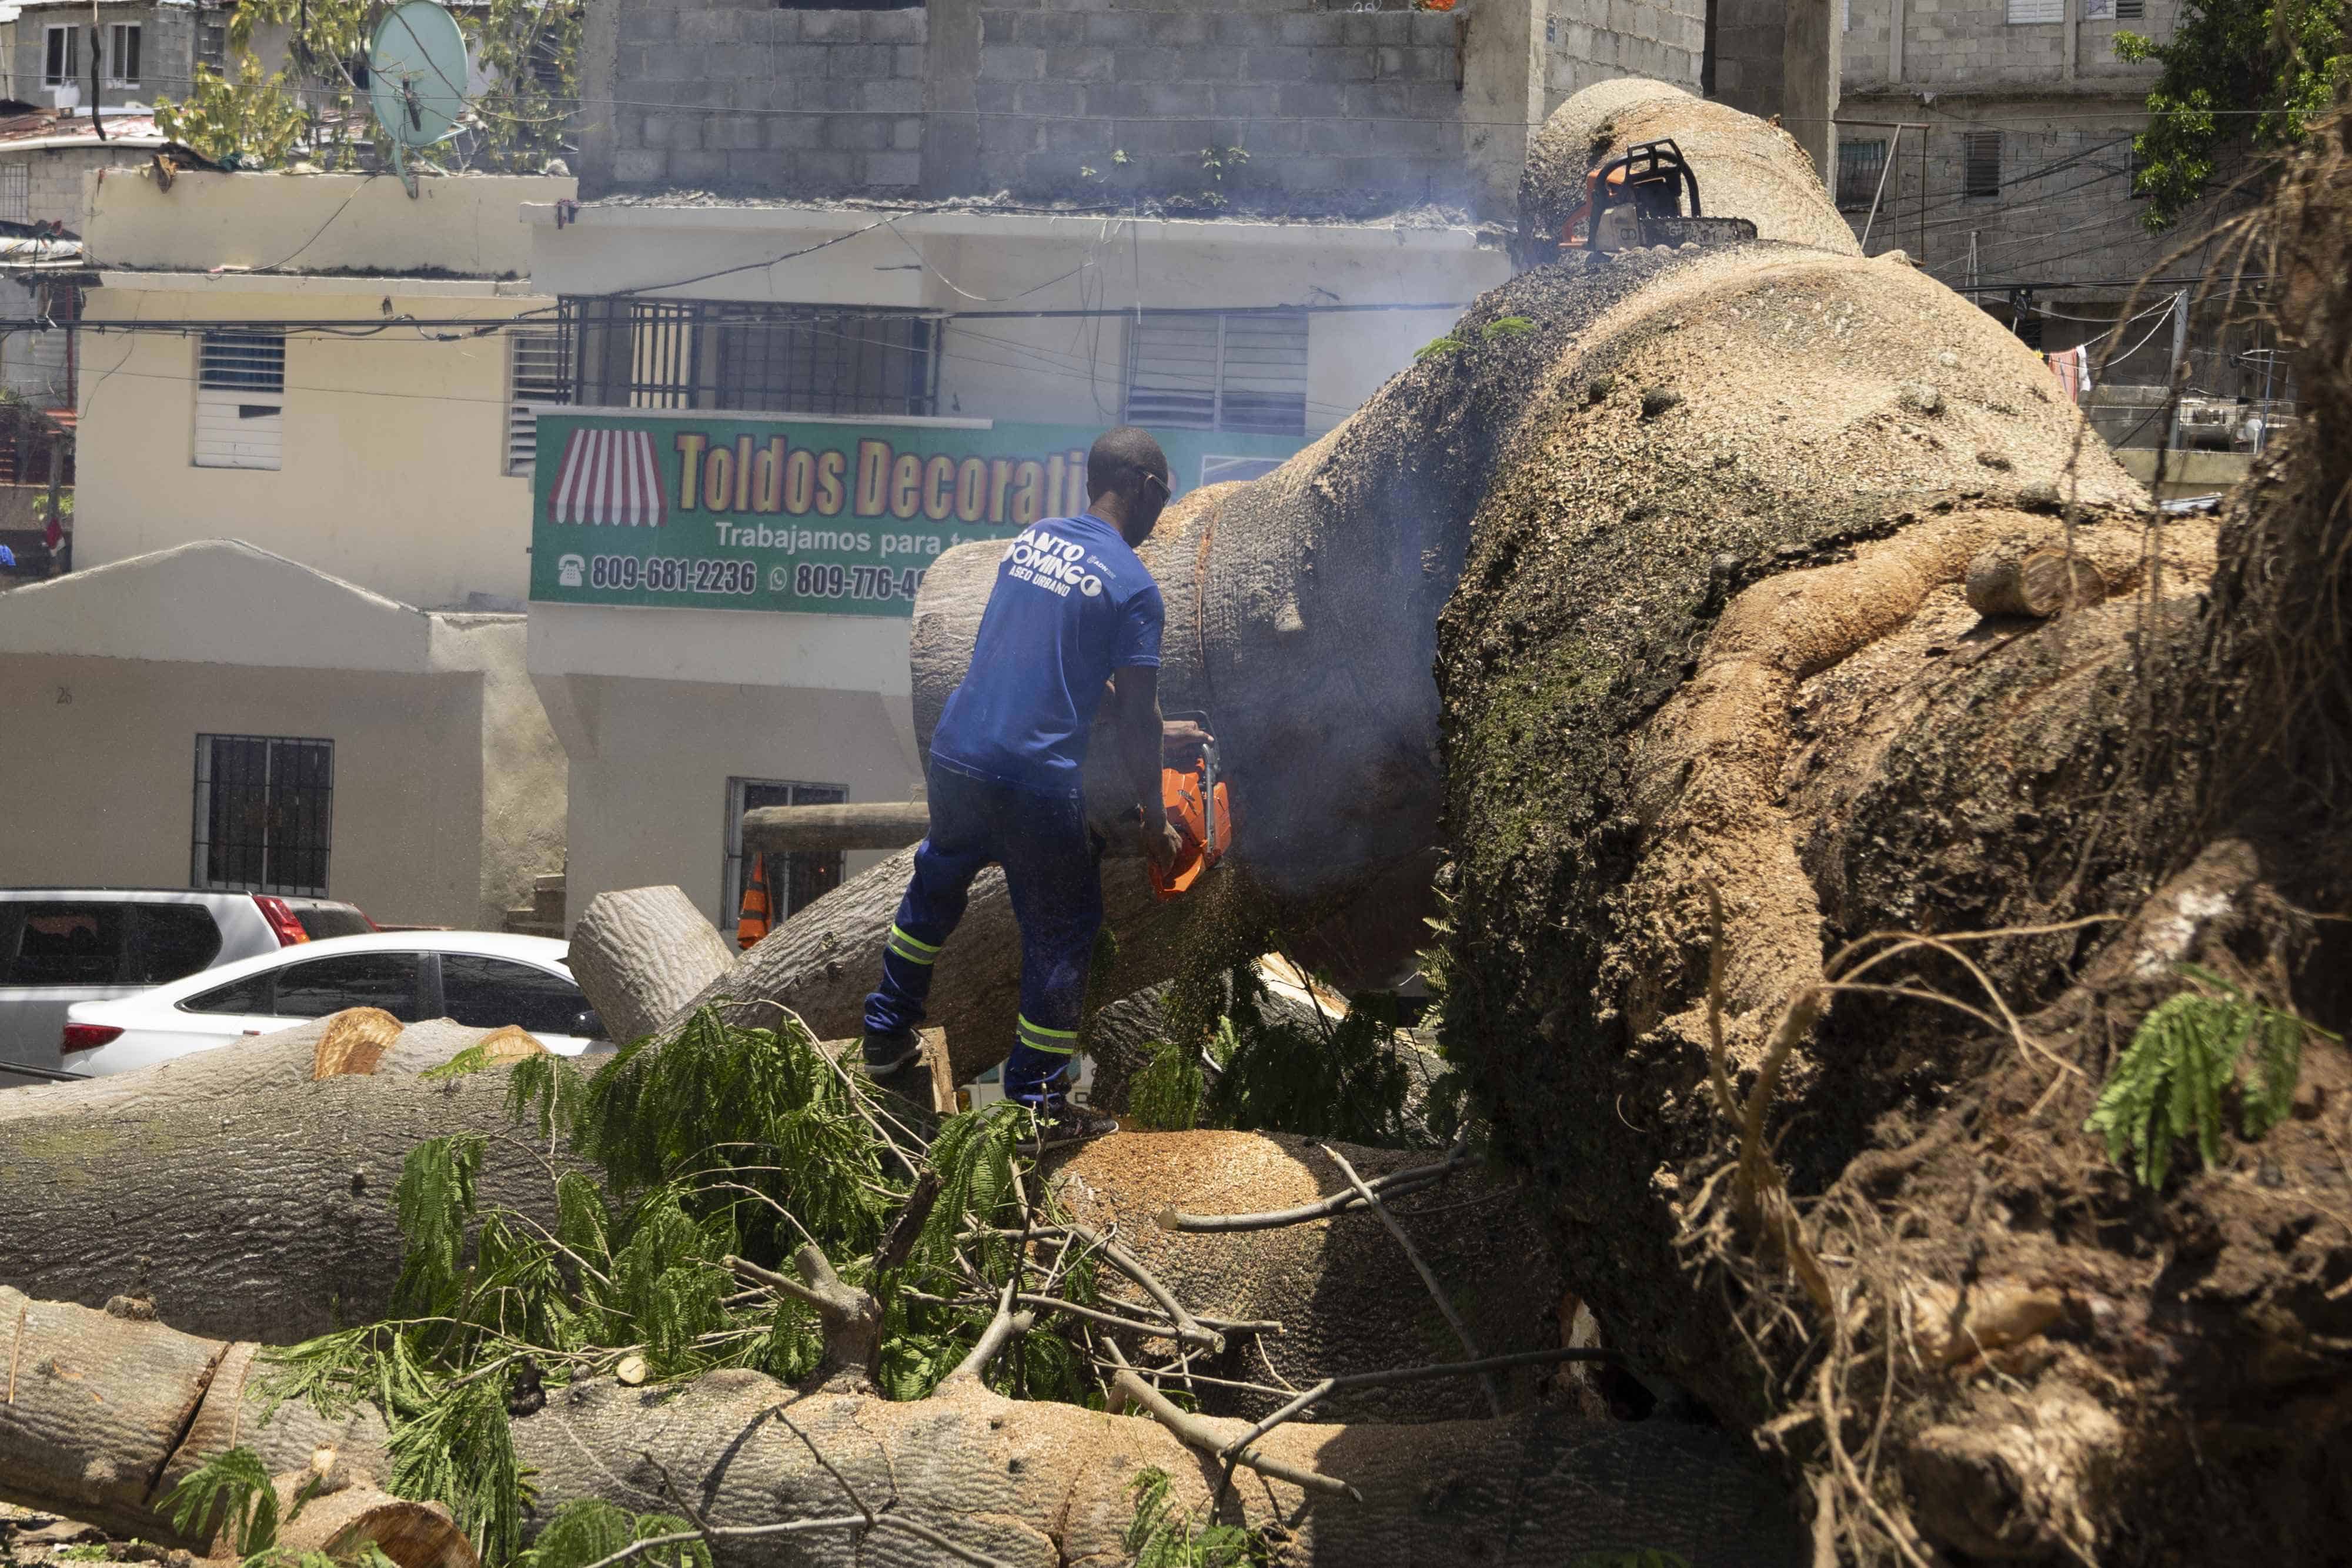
[[930, 512, 1164, 798]]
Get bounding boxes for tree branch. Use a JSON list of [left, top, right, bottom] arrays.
[[1321, 1144, 1504, 1417], [1152, 1149, 1468, 1233], [1104, 1346, 1361, 1502]]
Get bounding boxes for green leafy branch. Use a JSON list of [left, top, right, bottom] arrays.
[[153, 0, 578, 172], [2117, 0, 2349, 228], [2085, 963, 2337, 1187], [254, 1007, 1112, 1564]]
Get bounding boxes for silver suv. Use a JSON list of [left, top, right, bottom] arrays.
[[0, 889, 373, 1085]]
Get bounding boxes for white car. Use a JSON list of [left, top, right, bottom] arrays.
[[1, 888, 373, 1085], [59, 931, 609, 1077]]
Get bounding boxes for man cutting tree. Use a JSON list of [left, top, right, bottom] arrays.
[[861, 427, 1202, 1146]]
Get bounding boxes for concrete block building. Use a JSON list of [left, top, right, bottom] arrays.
[[580, 0, 1716, 216], [1827, 0, 2234, 378]]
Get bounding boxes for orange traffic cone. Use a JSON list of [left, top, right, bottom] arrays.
[[737, 856, 771, 950]]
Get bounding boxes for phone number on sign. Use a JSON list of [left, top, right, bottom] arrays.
[[792, 563, 927, 603], [587, 556, 759, 594]]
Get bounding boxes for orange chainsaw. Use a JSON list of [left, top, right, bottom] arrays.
[[1150, 721, 1232, 901]]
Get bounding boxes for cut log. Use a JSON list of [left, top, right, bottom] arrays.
[[567, 885, 736, 1047], [741, 800, 931, 854], [0, 1023, 1562, 1423], [0, 1288, 390, 1543], [1963, 539, 2109, 618], [0, 1289, 1809, 1567], [0, 1018, 572, 1344], [251, 1467, 477, 1568]]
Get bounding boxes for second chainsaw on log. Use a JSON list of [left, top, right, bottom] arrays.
[[1151, 716, 1232, 901]]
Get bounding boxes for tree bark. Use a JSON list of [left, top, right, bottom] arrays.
[[568, 885, 737, 1047], [740, 801, 931, 855], [0, 1018, 567, 1345], [0, 1288, 1808, 1567]]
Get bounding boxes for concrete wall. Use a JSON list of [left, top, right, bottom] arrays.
[[16, 145, 149, 232], [556, 672, 918, 930], [1833, 0, 2182, 297], [592, 0, 1703, 215], [0, 657, 499, 927], [1840, 0, 2176, 91], [85, 168, 574, 276], [1832, 97, 2176, 290], [612, 1, 929, 192], [1713, 0, 1785, 118], [76, 281, 547, 607], [1547, 0, 1705, 108]]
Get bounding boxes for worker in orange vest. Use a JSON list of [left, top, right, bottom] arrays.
[[737, 855, 770, 950]]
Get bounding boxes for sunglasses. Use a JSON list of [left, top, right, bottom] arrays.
[[1141, 471, 1171, 499]]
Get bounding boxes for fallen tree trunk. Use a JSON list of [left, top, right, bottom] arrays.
[[741, 801, 931, 854], [0, 1021, 1561, 1421], [1421, 81, 2352, 1568], [565, 885, 737, 1047], [0, 1288, 1808, 1567]]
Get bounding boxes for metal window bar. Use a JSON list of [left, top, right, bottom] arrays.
[[506, 327, 567, 476], [554, 298, 937, 416], [191, 735, 334, 897], [0, 165, 28, 226], [1124, 310, 1309, 437], [199, 331, 286, 393], [1963, 132, 2003, 199], [1836, 140, 1888, 211]]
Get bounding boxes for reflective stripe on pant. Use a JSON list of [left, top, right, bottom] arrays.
[[862, 763, 1102, 1102]]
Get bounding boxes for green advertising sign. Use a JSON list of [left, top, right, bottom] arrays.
[[527, 410, 1305, 616]]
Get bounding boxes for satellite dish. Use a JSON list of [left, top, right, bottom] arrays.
[[368, 0, 469, 190]]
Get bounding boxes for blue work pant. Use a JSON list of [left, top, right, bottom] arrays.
[[862, 764, 1102, 1105]]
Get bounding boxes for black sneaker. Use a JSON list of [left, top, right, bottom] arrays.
[[861, 1030, 927, 1099], [1015, 1099, 1121, 1153]]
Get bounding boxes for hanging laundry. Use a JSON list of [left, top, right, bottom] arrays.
[[2044, 345, 2094, 404]]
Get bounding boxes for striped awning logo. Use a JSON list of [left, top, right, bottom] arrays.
[[549, 427, 667, 527]]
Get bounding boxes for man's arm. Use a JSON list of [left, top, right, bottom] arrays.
[[1112, 663, 1183, 872]]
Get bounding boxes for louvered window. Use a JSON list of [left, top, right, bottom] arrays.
[[506, 328, 566, 476], [194, 331, 285, 470], [2006, 0, 2061, 21], [1124, 311, 1308, 437], [2114, 0, 2144, 16], [1963, 132, 2003, 199]]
